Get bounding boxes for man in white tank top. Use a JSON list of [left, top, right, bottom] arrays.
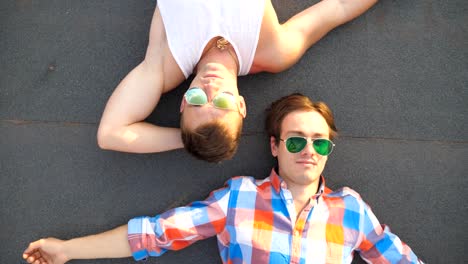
[[96, 0, 378, 162]]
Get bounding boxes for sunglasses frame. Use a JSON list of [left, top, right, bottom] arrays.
[[279, 136, 335, 156], [184, 87, 238, 111]]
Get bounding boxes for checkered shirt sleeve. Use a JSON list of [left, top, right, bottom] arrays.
[[357, 202, 424, 263], [127, 181, 231, 261]]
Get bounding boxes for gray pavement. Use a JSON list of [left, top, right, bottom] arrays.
[[1, 0, 467, 263]]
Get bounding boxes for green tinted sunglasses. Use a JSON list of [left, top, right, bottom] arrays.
[[280, 137, 335, 156], [184, 87, 237, 110]]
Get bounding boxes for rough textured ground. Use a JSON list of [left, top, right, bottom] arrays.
[[1, 0, 467, 263]]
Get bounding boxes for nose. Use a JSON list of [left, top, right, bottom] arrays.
[[203, 85, 213, 100], [202, 83, 220, 100], [301, 140, 318, 156]]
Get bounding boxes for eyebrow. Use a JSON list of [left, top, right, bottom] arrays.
[[284, 130, 328, 138]]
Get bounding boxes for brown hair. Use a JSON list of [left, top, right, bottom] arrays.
[[265, 93, 337, 144], [180, 116, 243, 163]]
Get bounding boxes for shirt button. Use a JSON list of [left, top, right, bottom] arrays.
[[294, 247, 299, 254]]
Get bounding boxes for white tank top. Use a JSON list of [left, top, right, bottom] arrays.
[[158, 0, 265, 78]]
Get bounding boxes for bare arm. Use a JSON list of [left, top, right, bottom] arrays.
[[97, 7, 185, 153], [256, 0, 378, 72], [97, 60, 183, 153], [23, 225, 131, 264], [284, 0, 378, 48]]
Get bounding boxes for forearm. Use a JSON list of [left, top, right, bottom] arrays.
[[281, 0, 378, 53], [98, 122, 183, 153], [64, 225, 132, 260], [97, 58, 184, 153], [333, 0, 378, 25]]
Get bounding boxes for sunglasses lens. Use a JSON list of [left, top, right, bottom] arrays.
[[213, 93, 236, 109], [285, 137, 307, 153], [185, 88, 207, 105], [313, 139, 333, 156]]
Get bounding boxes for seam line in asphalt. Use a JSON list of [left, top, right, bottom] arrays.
[[2, 119, 467, 144]]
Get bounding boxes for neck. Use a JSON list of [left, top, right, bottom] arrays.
[[283, 178, 320, 216], [195, 38, 239, 76]]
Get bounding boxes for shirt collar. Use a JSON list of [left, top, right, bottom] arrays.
[[269, 167, 328, 196]]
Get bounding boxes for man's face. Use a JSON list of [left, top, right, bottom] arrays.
[[180, 64, 246, 130], [271, 110, 330, 187]]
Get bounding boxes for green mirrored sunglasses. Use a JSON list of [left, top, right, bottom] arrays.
[[184, 87, 237, 110], [279, 137, 335, 156]]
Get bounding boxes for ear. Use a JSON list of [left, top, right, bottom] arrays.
[[180, 97, 186, 113], [237, 96, 247, 118], [270, 136, 278, 157]]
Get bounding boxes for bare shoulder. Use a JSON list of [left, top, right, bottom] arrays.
[[250, 0, 315, 74], [250, 0, 279, 72], [250, 0, 286, 73], [146, 7, 185, 93]]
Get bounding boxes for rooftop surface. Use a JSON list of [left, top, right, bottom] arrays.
[[1, 0, 467, 263]]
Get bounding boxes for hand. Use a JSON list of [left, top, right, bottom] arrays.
[[23, 238, 70, 264]]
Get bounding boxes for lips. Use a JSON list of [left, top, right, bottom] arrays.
[[297, 160, 317, 166], [204, 74, 222, 79]]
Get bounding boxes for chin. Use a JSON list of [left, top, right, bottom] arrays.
[[302, 172, 320, 182]]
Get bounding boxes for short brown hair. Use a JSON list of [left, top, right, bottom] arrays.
[[265, 93, 337, 143], [180, 116, 243, 163]]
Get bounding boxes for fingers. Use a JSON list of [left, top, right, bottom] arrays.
[[22, 250, 36, 261], [23, 240, 48, 263], [32, 258, 47, 264], [24, 252, 48, 264], [23, 239, 44, 255], [23, 250, 40, 263]]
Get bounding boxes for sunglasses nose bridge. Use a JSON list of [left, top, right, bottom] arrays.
[[201, 88, 213, 102], [298, 138, 316, 155]]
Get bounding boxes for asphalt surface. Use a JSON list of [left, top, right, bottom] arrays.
[[1, 0, 467, 263]]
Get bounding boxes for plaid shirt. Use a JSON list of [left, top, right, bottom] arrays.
[[128, 169, 423, 263]]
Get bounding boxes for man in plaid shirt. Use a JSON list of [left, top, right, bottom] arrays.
[[23, 93, 424, 263]]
